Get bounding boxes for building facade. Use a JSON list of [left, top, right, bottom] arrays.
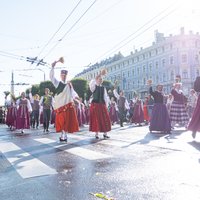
[[75, 28, 200, 100]]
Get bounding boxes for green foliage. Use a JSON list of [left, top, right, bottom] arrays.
[[102, 80, 113, 91], [31, 84, 40, 95], [39, 81, 56, 96], [71, 78, 88, 99], [4, 91, 10, 97]]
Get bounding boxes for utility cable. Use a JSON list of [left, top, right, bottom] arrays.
[[42, 0, 98, 59], [37, 0, 83, 57]]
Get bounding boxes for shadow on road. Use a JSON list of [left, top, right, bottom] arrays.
[[121, 132, 165, 148], [188, 141, 200, 152]]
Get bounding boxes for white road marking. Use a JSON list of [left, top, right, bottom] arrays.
[[34, 137, 112, 160], [0, 141, 57, 179]]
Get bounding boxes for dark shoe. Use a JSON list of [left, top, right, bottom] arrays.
[[103, 134, 110, 139], [192, 131, 196, 139], [46, 129, 49, 133], [95, 135, 99, 139], [59, 137, 67, 142]]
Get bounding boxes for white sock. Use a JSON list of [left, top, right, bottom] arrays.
[[61, 131, 67, 139]]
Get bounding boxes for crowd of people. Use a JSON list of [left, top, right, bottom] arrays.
[[3, 60, 200, 141]]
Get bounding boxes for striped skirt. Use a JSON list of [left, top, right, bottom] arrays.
[[170, 101, 189, 125], [188, 95, 200, 132], [150, 103, 171, 132]]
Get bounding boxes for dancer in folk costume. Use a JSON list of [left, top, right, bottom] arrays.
[[39, 88, 53, 133], [148, 80, 171, 133], [109, 97, 119, 125], [170, 82, 189, 128], [29, 90, 40, 129], [89, 70, 111, 139], [131, 96, 144, 126], [188, 76, 200, 139], [80, 97, 87, 126], [113, 84, 129, 127], [187, 89, 197, 118], [128, 99, 135, 122], [84, 100, 90, 125], [147, 94, 154, 119], [5, 94, 12, 128], [143, 96, 150, 125], [166, 94, 174, 114], [50, 58, 79, 142], [74, 98, 82, 127], [5, 94, 17, 130], [16, 92, 32, 133]]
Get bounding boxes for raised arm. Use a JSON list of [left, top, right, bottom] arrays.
[[89, 79, 96, 93], [50, 62, 59, 88], [113, 89, 120, 100]]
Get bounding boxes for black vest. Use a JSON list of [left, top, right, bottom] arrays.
[[55, 82, 66, 95], [92, 85, 105, 103]]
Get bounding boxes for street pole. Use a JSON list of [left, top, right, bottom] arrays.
[[11, 71, 14, 95]]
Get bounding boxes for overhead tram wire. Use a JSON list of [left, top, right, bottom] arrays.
[[0, 50, 26, 61], [37, 0, 83, 58], [69, 0, 123, 35], [92, 2, 181, 64], [42, 0, 98, 60]]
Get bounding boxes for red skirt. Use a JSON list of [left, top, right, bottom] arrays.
[[89, 103, 111, 132], [55, 103, 79, 133]]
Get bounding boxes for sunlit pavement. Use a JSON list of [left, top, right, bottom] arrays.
[[0, 123, 200, 200]]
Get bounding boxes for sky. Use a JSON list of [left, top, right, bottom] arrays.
[[0, 0, 200, 105]]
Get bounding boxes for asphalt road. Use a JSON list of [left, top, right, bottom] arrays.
[[0, 123, 199, 200]]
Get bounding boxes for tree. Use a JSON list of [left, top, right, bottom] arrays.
[[102, 80, 113, 91], [39, 81, 56, 96], [71, 78, 88, 100], [25, 84, 40, 96]]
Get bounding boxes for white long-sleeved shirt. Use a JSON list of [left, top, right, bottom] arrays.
[[49, 68, 79, 109], [89, 79, 110, 107], [113, 89, 130, 110], [16, 98, 32, 112]]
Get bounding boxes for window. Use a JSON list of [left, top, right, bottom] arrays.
[[196, 69, 200, 76], [162, 59, 166, 66], [143, 65, 146, 73], [182, 54, 187, 63], [162, 46, 165, 53], [155, 62, 158, 69], [170, 71, 174, 81], [170, 43, 173, 50], [132, 69, 134, 76], [137, 68, 139, 75], [182, 70, 188, 79], [155, 49, 158, 55], [182, 41, 186, 47], [149, 64, 152, 72], [128, 71, 130, 77], [195, 40, 198, 48], [163, 73, 166, 82], [170, 56, 174, 65], [143, 78, 146, 85], [156, 75, 159, 83], [149, 52, 151, 57]]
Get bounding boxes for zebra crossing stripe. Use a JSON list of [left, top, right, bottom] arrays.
[[34, 137, 112, 160], [99, 139, 130, 147], [0, 141, 57, 179]]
